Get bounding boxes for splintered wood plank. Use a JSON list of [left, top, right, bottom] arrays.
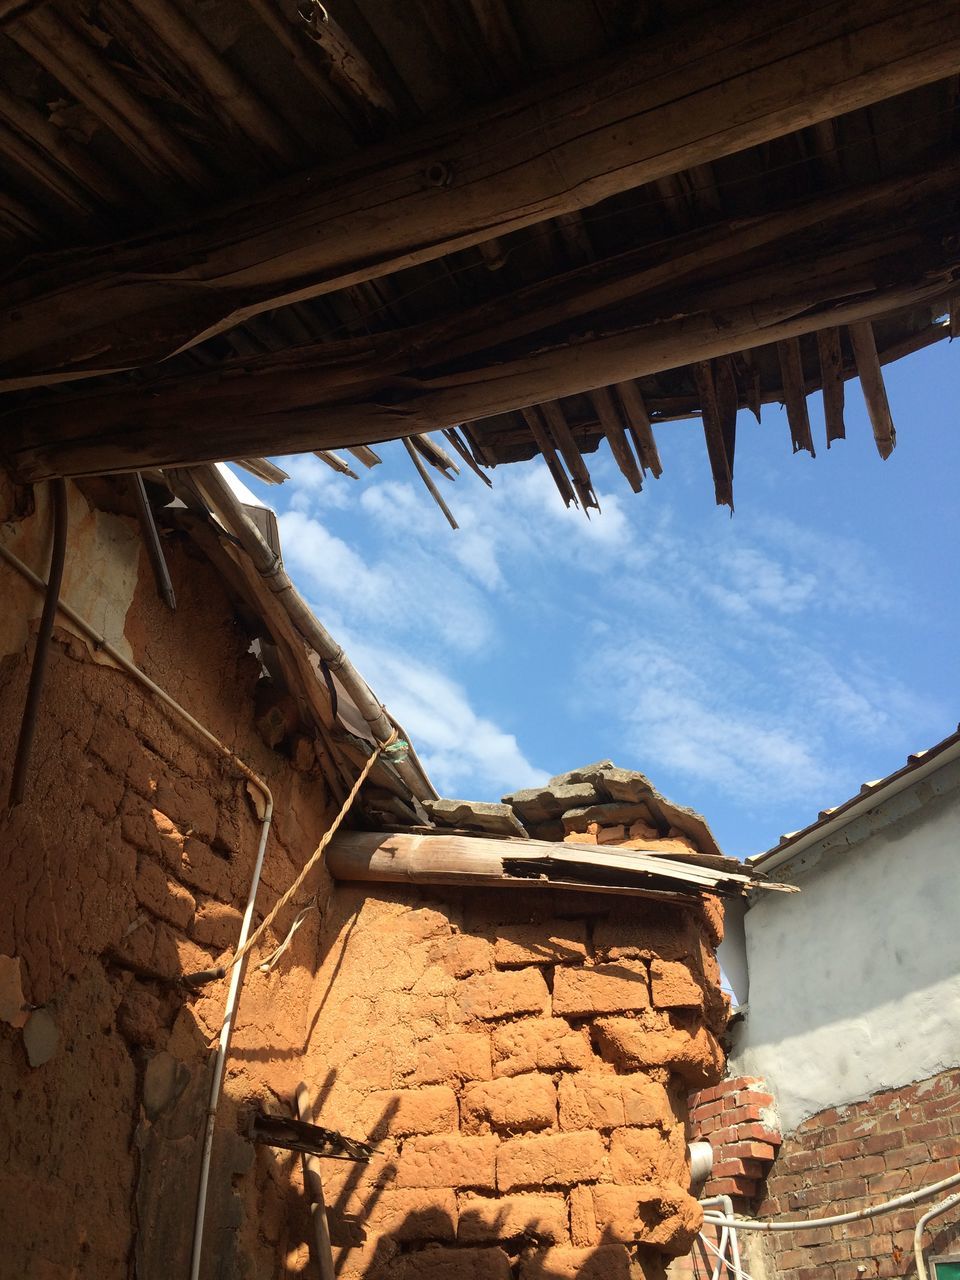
[[10, 155, 960, 479], [346, 445, 382, 469], [410, 433, 459, 479], [314, 450, 359, 479], [849, 321, 897, 458], [441, 427, 493, 487], [7, 0, 960, 385], [402, 437, 459, 529], [521, 406, 577, 507], [816, 327, 847, 447], [949, 295, 959, 339], [539, 400, 599, 511], [777, 337, 816, 456], [693, 360, 735, 509], [590, 386, 643, 493], [614, 380, 663, 479]]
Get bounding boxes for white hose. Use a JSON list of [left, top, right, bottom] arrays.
[[914, 1188, 960, 1280], [704, 1169, 960, 1233]]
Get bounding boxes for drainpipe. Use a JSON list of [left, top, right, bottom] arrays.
[[914, 1188, 960, 1280], [190, 464, 437, 803], [0, 541, 274, 1280]]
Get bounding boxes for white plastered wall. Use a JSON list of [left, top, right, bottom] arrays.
[[729, 757, 960, 1133]]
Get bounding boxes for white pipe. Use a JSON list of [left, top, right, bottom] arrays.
[[704, 1170, 960, 1233], [0, 542, 275, 1280], [914, 1188, 960, 1280], [702, 1195, 743, 1278]]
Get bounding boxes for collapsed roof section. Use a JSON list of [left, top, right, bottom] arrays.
[[0, 0, 958, 513]]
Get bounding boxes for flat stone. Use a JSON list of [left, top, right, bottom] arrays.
[[425, 799, 528, 838], [502, 787, 562, 825], [547, 761, 614, 788], [0, 954, 28, 1028], [23, 1008, 58, 1067]]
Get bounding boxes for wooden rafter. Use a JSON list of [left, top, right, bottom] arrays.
[[5, 155, 958, 481], [3, 0, 959, 387], [849, 321, 897, 458]]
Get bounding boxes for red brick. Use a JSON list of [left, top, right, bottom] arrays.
[[497, 1131, 605, 1191], [706, 1176, 757, 1198], [884, 1142, 929, 1170], [552, 961, 649, 1017]]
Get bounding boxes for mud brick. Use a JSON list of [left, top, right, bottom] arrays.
[[552, 961, 649, 1017], [497, 1131, 605, 1190]]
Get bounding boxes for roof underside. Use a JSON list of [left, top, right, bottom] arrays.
[[0, 0, 958, 512]]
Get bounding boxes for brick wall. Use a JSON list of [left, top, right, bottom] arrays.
[[751, 1067, 960, 1280], [690, 1076, 782, 1204], [297, 885, 728, 1280], [0, 482, 335, 1279]]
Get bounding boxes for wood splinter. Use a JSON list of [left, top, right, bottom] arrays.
[[849, 321, 897, 458]]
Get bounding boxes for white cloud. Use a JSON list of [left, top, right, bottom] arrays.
[[268, 435, 939, 827]]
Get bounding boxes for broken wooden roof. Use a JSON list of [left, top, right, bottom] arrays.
[[333, 760, 791, 900], [1, 0, 958, 512]]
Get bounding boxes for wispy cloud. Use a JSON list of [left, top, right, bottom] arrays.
[[259, 430, 947, 848]]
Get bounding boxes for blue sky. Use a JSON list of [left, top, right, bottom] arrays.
[[236, 336, 958, 859]]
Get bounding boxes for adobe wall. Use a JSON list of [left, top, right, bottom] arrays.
[[297, 882, 728, 1280], [0, 477, 335, 1279]]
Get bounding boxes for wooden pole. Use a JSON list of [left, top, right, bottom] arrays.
[[295, 1083, 336, 1280], [3, 0, 959, 386], [816, 328, 847, 447], [849, 321, 897, 458]]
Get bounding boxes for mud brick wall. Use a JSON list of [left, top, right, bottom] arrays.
[[0, 479, 335, 1280], [748, 1067, 960, 1280], [298, 883, 728, 1280]]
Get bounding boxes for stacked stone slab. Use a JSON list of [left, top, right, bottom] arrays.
[[502, 762, 724, 860], [303, 831, 729, 1280]]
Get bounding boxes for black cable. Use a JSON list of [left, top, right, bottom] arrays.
[[8, 478, 68, 808]]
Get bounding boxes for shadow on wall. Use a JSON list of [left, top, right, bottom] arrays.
[[277, 1070, 681, 1280]]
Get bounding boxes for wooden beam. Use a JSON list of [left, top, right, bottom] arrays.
[[325, 830, 767, 898], [816, 327, 847, 447], [124, 0, 303, 167], [693, 360, 736, 508], [6, 161, 959, 479], [539, 400, 599, 511], [849, 321, 897, 458], [4, 0, 959, 386], [777, 338, 816, 456], [520, 407, 577, 507], [614, 380, 662, 478], [590, 386, 643, 493], [6, 7, 212, 193]]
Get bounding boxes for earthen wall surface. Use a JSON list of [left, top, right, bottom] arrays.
[[298, 883, 727, 1280], [0, 478, 335, 1279]]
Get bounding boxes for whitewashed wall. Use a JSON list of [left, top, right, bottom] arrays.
[[729, 756, 960, 1132]]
